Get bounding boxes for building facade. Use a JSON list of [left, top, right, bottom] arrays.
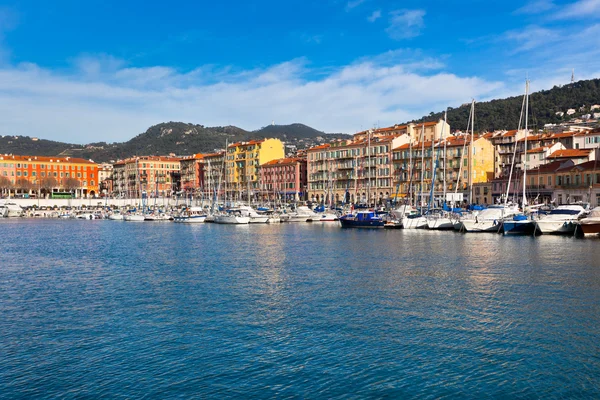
[[112, 156, 180, 198], [179, 154, 205, 195], [0, 155, 99, 198], [260, 157, 307, 201], [225, 138, 285, 199]]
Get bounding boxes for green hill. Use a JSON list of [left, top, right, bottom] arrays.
[[410, 78, 600, 132]]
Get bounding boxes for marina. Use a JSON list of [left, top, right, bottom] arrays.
[[1, 219, 599, 398]]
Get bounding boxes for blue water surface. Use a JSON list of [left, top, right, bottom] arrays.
[[1, 219, 599, 398]]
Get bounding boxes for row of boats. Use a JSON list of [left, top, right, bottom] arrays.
[[4, 200, 600, 237], [340, 203, 600, 236]]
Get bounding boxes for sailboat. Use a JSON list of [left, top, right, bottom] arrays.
[[427, 112, 455, 230], [503, 80, 537, 235], [398, 124, 428, 229]]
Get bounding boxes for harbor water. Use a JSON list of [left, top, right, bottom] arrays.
[[1, 219, 599, 398]]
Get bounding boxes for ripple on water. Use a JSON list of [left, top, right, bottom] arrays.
[[0, 219, 599, 398]]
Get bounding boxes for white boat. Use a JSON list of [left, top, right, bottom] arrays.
[[75, 212, 95, 220], [267, 214, 281, 223], [144, 213, 171, 222], [108, 212, 125, 220], [579, 206, 600, 236], [402, 215, 428, 229], [124, 214, 145, 222], [426, 211, 455, 230], [460, 204, 520, 232], [314, 212, 339, 222], [214, 210, 250, 224], [284, 206, 318, 222], [0, 202, 24, 217], [237, 206, 269, 224], [534, 204, 587, 235]]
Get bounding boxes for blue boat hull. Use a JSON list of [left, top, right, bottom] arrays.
[[339, 219, 385, 228], [503, 220, 535, 235]]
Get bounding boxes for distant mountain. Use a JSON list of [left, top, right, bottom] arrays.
[[0, 122, 349, 162], [409, 78, 600, 132]]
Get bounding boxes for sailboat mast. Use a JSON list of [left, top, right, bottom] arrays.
[[523, 80, 529, 208], [408, 138, 413, 205], [367, 129, 371, 207], [419, 124, 425, 208], [469, 100, 475, 204], [504, 87, 527, 206], [442, 111, 447, 206]]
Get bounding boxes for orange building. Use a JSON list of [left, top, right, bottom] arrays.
[[0, 154, 99, 198]]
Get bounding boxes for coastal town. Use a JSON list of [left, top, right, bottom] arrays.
[[1, 104, 600, 209]]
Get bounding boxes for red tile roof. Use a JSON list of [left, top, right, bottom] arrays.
[[0, 155, 96, 164], [547, 149, 592, 159], [307, 144, 331, 151], [262, 157, 306, 166]]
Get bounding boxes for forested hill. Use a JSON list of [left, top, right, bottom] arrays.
[[0, 122, 348, 162], [409, 78, 600, 132]]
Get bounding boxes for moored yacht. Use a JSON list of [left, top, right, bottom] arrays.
[[460, 204, 520, 232], [0, 202, 24, 217], [339, 210, 384, 228], [579, 206, 600, 236], [534, 204, 588, 235]]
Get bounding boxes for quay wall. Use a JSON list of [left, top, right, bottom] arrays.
[[2, 198, 199, 208]]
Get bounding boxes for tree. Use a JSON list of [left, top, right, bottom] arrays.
[[0, 176, 13, 197], [15, 178, 33, 193], [62, 177, 80, 192], [39, 176, 58, 197]]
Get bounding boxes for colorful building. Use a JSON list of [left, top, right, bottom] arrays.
[[179, 154, 205, 194], [0, 154, 99, 198], [260, 157, 307, 201], [225, 138, 285, 199], [112, 156, 180, 198], [392, 134, 495, 205], [307, 132, 410, 206]]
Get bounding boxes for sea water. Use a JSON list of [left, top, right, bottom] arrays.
[[1, 219, 599, 398]]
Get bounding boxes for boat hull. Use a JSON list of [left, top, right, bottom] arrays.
[[427, 218, 455, 230], [580, 221, 600, 236], [503, 220, 536, 235], [461, 219, 503, 232], [401, 216, 428, 229], [214, 215, 250, 224], [534, 220, 578, 235]]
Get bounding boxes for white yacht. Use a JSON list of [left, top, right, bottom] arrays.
[[237, 206, 269, 224], [534, 204, 588, 235], [124, 213, 145, 222], [214, 210, 250, 224], [578, 206, 600, 236], [173, 207, 207, 223], [0, 202, 24, 217], [284, 206, 318, 222], [459, 204, 520, 232]]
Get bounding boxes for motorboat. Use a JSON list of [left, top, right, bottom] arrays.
[[534, 204, 588, 235], [124, 213, 145, 222], [0, 202, 24, 217], [314, 212, 339, 222], [284, 206, 318, 222], [339, 210, 385, 228], [459, 204, 520, 232], [214, 210, 250, 224], [237, 206, 269, 224], [579, 206, 600, 236], [502, 213, 536, 235]]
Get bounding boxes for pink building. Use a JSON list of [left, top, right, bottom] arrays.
[[260, 157, 307, 201]]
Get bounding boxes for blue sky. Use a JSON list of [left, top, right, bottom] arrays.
[[0, 0, 599, 143]]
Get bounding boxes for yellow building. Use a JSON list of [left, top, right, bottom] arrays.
[[226, 138, 285, 197]]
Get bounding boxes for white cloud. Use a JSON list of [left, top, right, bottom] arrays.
[[345, 0, 366, 11], [386, 10, 426, 40], [514, 0, 556, 14], [367, 10, 381, 22], [504, 25, 561, 52], [554, 0, 600, 19], [0, 53, 513, 144]]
